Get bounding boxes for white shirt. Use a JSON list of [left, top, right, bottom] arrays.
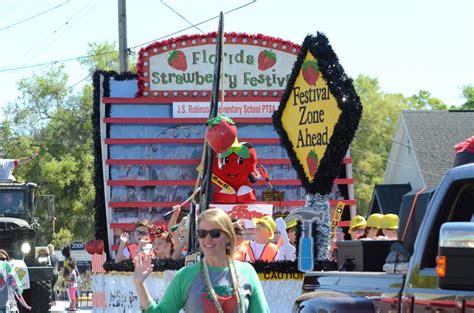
[[0, 159, 17, 180]]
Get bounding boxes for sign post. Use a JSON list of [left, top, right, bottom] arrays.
[[273, 33, 362, 271]]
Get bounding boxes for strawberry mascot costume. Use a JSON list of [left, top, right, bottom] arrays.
[[205, 115, 259, 204], [212, 140, 258, 203]]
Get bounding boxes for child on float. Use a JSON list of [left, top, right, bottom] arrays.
[[150, 223, 174, 259], [348, 215, 367, 240], [116, 219, 153, 262], [244, 215, 283, 262], [231, 219, 251, 262], [275, 217, 297, 261], [379, 214, 399, 240], [365, 213, 384, 240]]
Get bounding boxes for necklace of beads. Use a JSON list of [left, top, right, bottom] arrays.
[[201, 256, 243, 313]]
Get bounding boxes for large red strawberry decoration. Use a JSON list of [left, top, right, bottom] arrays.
[[94, 239, 105, 255], [258, 50, 277, 71], [206, 115, 237, 153], [86, 240, 96, 255], [168, 50, 187, 71], [302, 60, 319, 85], [307, 150, 319, 177]]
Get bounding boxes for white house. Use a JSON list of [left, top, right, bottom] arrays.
[[384, 110, 474, 189]]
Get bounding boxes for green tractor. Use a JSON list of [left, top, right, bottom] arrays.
[[0, 180, 53, 313]]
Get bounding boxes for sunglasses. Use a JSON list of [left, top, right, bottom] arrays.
[[0, 257, 7, 261], [197, 229, 222, 239], [135, 230, 149, 237]]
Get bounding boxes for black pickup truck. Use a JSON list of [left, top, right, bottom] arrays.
[[295, 163, 474, 313]]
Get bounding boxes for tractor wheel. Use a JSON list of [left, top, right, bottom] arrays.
[[19, 280, 52, 313]]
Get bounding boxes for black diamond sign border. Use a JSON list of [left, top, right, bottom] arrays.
[[273, 32, 363, 195]]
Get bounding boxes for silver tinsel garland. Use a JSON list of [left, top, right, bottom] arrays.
[[303, 193, 331, 261]]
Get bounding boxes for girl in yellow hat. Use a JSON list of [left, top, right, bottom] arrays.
[[349, 215, 367, 240], [379, 214, 399, 240], [366, 213, 384, 240]]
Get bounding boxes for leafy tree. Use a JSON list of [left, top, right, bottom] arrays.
[[351, 75, 411, 215], [407, 90, 448, 110], [460, 85, 474, 110], [79, 41, 137, 74], [51, 227, 73, 249]]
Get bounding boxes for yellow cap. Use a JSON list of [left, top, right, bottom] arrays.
[[253, 215, 276, 239], [380, 214, 399, 230], [349, 215, 367, 232], [286, 218, 299, 230], [366, 213, 384, 229]]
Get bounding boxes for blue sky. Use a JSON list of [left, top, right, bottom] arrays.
[[0, 0, 472, 120]]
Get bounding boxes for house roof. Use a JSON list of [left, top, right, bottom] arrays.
[[368, 183, 412, 216], [401, 110, 474, 188]]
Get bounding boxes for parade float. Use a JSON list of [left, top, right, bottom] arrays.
[[89, 18, 361, 311]]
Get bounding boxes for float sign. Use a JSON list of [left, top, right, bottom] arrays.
[[138, 33, 300, 97], [279, 51, 341, 181], [273, 33, 362, 194]]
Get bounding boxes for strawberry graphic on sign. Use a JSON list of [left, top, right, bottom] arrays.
[[258, 50, 277, 71], [306, 150, 319, 177], [302, 60, 319, 85], [168, 50, 187, 71]]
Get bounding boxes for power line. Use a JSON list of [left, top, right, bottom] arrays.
[[0, 0, 70, 31], [350, 146, 445, 179], [0, 0, 256, 74], [15, 0, 99, 65], [0, 1, 20, 19], [358, 125, 453, 165], [66, 73, 93, 92], [160, 0, 204, 34]]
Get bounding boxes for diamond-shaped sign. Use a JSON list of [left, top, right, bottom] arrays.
[[273, 33, 362, 195]]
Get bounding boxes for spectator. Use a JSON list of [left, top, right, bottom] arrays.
[[133, 208, 270, 312], [48, 244, 59, 307], [66, 261, 78, 311], [0, 249, 25, 312]]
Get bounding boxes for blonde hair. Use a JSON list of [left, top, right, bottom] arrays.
[[197, 209, 236, 258], [47, 244, 54, 255]]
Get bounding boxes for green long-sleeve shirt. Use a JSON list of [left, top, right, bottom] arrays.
[[145, 260, 269, 313]]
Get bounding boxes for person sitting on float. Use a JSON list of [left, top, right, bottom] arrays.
[[243, 215, 283, 262], [171, 216, 189, 261], [133, 208, 270, 313], [349, 215, 367, 240], [232, 219, 249, 262], [275, 217, 297, 261], [285, 218, 299, 246], [0, 149, 39, 181], [379, 214, 399, 240], [150, 224, 173, 259], [365, 213, 384, 240], [116, 219, 153, 262]]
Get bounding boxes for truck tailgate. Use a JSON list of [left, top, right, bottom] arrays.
[[303, 271, 405, 296]]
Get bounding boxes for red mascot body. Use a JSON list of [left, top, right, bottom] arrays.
[[212, 141, 258, 204]]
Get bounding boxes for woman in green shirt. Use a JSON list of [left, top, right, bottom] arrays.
[[134, 208, 270, 313]]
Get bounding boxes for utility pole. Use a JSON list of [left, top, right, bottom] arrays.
[[118, 0, 128, 72]]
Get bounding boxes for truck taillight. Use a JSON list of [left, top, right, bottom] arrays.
[[436, 255, 446, 277]]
